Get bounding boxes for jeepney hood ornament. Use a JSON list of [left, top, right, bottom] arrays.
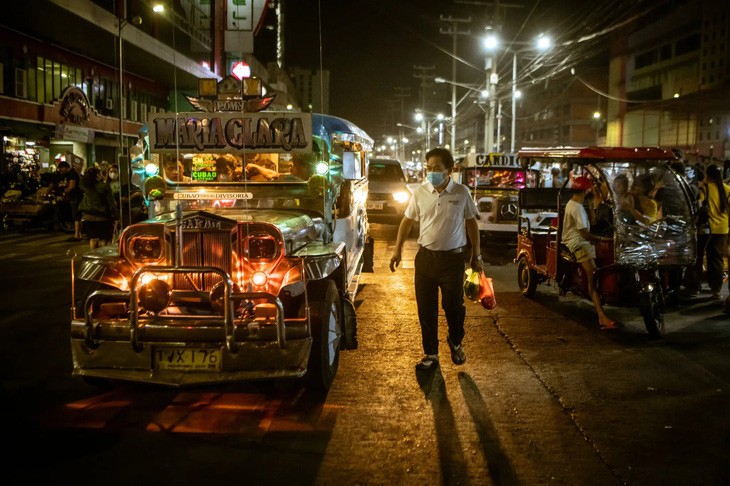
[[184, 75, 276, 113]]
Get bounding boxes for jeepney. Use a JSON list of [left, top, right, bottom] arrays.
[[69, 75, 374, 391], [453, 153, 543, 244]]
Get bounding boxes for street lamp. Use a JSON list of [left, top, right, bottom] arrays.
[[414, 111, 446, 152], [435, 77, 487, 152], [483, 33, 552, 154]]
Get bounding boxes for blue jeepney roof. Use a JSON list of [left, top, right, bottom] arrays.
[[312, 113, 374, 151]]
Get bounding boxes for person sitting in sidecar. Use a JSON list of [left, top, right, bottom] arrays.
[[618, 173, 658, 225], [563, 176, 619, 330]]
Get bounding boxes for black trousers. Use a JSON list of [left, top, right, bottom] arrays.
[[414, 248, 466, 355], [706, 233, 728, 292]]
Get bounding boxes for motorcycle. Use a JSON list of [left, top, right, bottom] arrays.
[[1, 183, 57, 232]]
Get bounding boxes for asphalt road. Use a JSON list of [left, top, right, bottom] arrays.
[[1, 224, 729, 485]]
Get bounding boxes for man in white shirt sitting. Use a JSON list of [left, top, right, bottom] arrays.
[[562, 176, 618, 330]]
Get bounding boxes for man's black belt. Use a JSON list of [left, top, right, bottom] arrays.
[[419, 245, 463, 255]]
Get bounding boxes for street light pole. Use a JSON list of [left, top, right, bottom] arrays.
[[510, 51, 517, 154], [117, 0, 127, 226]]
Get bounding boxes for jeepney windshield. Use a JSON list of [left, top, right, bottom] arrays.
[[160, 151, 316, 184], [461, 167, 538, 189]]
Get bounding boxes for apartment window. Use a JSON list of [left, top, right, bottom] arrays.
[[27, 67, 35, 101], [131, 100, 138, 121], [635, 50, 656, 69], [15, 68, 27, 98], [676, 33, 701, 56], [140, 103, 147, 123]]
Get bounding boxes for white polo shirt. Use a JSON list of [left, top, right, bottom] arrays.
[[405, 178, 478, 251]]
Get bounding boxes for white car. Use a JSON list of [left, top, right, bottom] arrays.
[[366, 158, 412, 223]]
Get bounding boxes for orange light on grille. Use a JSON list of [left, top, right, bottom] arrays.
[[251, 271, 268, 287]]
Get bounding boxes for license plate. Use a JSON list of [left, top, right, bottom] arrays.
[[367, 201, 383, 210], [154, 348, 222, 371]]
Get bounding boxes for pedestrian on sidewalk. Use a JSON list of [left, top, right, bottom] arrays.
[[78, 167, 117, 250], [699, 164, 730, 302], [389, 147, 482, 371]]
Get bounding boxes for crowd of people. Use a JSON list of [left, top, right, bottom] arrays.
[[15, 159, 145, 250]]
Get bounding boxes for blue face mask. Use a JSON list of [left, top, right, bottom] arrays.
[[426, 170, 446, 186]]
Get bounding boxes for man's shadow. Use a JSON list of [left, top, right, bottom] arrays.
[[416, 367, 470, 485], [458, 372, 518, 485]]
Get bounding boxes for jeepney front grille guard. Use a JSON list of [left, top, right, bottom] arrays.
[[74, 221, 308, 354], [79, 264, 304, 354]]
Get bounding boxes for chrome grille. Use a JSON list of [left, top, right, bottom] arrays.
[[174, 230, 232, 291]]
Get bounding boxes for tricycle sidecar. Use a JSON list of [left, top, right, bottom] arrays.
[[515, 147, 696, 337]]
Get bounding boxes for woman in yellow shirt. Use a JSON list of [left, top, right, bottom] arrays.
[[699, 164, 730, 301]]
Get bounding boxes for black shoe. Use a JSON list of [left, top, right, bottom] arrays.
[[447, 336, 466, 365], [66, 236, 82, 242], [415, 355, 439, 371]]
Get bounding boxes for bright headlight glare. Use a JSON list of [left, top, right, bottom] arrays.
[[393, 191, 410, 203], [145, 163, 159, 176], [251, 271, 268, 286], [315, 162, 329, 175]]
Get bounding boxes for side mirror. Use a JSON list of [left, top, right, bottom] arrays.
[[144, 176, 166, 200], [342, 152, 363, 180]]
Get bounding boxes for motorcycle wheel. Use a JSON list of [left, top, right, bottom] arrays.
[[517, 256, 538, 297], [639, 283, 664, 338]]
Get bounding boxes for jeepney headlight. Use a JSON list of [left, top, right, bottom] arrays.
[[210, 281, 242, 314], [393, 191, 410, 204], [139, 279, 171, 313], [252, 271, 268, 287], [248, 235, 278, 259], [130, 236, 163, 261]]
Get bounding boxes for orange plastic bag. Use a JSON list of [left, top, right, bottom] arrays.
[[478, 272, 497, 310]]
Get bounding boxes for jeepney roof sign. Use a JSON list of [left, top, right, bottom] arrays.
[[460, 153, 520, 167], [149, 112, 313, 154]]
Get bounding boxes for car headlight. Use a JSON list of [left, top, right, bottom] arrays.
[[393, 191, 410, 204]]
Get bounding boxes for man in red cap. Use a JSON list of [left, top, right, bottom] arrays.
[[563, 176, 618, 330]]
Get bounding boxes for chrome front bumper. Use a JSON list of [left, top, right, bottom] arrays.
[[70, 264, 311, 386]]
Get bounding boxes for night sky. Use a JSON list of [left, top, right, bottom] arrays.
[[253, 0, 653, 140]]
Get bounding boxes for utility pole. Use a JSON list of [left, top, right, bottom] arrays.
[[413, 65, 435, 154], [458, 0, 523, 152], [393, 87, 411, 161], [413, 65, 436, 115], [439, 15, 471, 154]]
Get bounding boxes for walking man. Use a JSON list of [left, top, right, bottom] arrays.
[[390, 147, 481, 370]]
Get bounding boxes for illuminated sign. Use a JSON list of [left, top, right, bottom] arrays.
[[231, 61, 251, 80], [173, 192, 254, 200], [469, 153, 520, 167], [150, 112, 313, 153]]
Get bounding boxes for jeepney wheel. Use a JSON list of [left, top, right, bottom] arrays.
[[305, 279, 342, 392], [517, 256, 538, 297], [640, 283, 665, 338]]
